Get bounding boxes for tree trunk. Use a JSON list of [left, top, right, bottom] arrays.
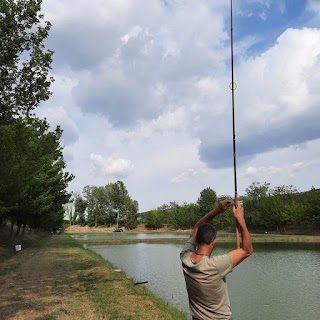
[[15, 222, 21, 237], [10, 221, 14, 237], [94, 207, 98, 227], [22, 224, 27, 236]]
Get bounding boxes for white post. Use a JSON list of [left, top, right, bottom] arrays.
[[116, 209, 119, 228]]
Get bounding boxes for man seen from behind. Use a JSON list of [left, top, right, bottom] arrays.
[[180, 199, 253, 320]]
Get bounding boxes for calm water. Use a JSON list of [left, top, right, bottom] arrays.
[[72, 233, 188, 240], [78, 234, 320, 320]]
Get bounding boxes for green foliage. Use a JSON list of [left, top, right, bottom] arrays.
[[166, 202, 199, 229], [0, 0, 54, 123], [144, 201, 200, 230], [82, 181, 139, 228], [0, 117, 74, 232], [214, 195, 234, 229], [144, 183, 319, 234], [0, 1, 73, 234], [245, 181, 271, 200], [74, 194, 87, 226], [243, 182, 319, 233], [197, 187, 217, 215], [301, 187, 320, 224], [125, 200, 139, 229], [76, 180, 319, 233], [144, 209, 165, 229]]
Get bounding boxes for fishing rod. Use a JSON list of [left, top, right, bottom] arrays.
[[230, 0, 241, 249]]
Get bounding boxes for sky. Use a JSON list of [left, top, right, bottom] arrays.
[[37, 0, 320, 212]]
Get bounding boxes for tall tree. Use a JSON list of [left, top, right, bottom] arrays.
[[0, 1, 74, 234], [23, 118, 73, 232], [244, 181, 271, 229], [105, 181, 139, 228], [125, 200, 139, 229], [0, 0, 54, 123], [144, 209, 165, 230], [245, 181, 271, 200], [302, 187, 320, 225], [74, 194, 87, 226], [82, 185, 99, 227], [197, 187, 217, 215], [0, 117, 74, 233], [82, 181, 139, 228]]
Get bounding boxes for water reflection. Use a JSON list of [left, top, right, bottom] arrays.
[[85, 243, 189, 312], [216, 241, 320, 251], [81, 238, 320, 320], [72, 233, 188, 240]]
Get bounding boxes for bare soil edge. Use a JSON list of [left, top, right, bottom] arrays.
[[0, 234, 187, 320], [65, 224, 190, 234], [65, 225, 320, 243]]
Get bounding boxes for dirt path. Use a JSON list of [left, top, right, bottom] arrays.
[[0, 234, 186, 320], [65, 224, 190, 234], [0, 236, 96, 320]]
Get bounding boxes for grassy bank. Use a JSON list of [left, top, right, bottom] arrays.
[[71, 234, 320, 246], [0, 233, 187, 320], [2, 228, 318, 320], [66, 225, 320, 241], [67, 225, 320, 245]]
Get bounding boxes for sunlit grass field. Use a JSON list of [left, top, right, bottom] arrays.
[[0, 232, 187, 320]]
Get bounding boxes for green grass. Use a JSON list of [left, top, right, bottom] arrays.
[[0, 232, 188, 320], [2, 227, 319, 319], [75, 233, 320, 246]]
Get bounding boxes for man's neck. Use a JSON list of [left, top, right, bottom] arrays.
[[195, 244, 213, 256]]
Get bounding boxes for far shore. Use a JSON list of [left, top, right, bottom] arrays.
[[66, 225, 320, 243], [65, 224, 190, 234]]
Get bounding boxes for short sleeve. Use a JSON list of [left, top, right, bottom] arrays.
[[213, 254, 233, 278], [180, 237, 196, 259]]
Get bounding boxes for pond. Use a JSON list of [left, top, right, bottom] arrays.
[[76, 234, 320, 320], [72, 233, 188, 240]]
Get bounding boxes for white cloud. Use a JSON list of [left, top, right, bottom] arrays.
[[43, 0, 229, 128], [117, 108, 188, 143], [259, 11, 267, 21], [199, 27, 320, 168], [236, 138, 320, 194], [292, 162, 304, 170], [307, 0, 320, 14], [121, 25, 143, 44], [171, 169, 196, 184], [37, 105, 79, 145], [241, 165, 282, 179], [90, 154, 134, 179], [37, 1, 320, 211]]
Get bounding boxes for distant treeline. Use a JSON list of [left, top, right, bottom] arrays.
[[72, 181, 319, 235], [70, 181, 139, 229], [143, 182, 320, 234]]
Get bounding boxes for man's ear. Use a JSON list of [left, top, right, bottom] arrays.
[[211, 239, 217, 246]]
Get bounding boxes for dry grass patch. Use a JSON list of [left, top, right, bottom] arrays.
[[66, 224, 190, 234], [0, 235, 96, 320], [0, 234, 187, 320]]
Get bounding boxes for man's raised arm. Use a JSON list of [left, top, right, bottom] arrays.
[[190, 199, 232, 239], [227, 200, 253, 267]]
